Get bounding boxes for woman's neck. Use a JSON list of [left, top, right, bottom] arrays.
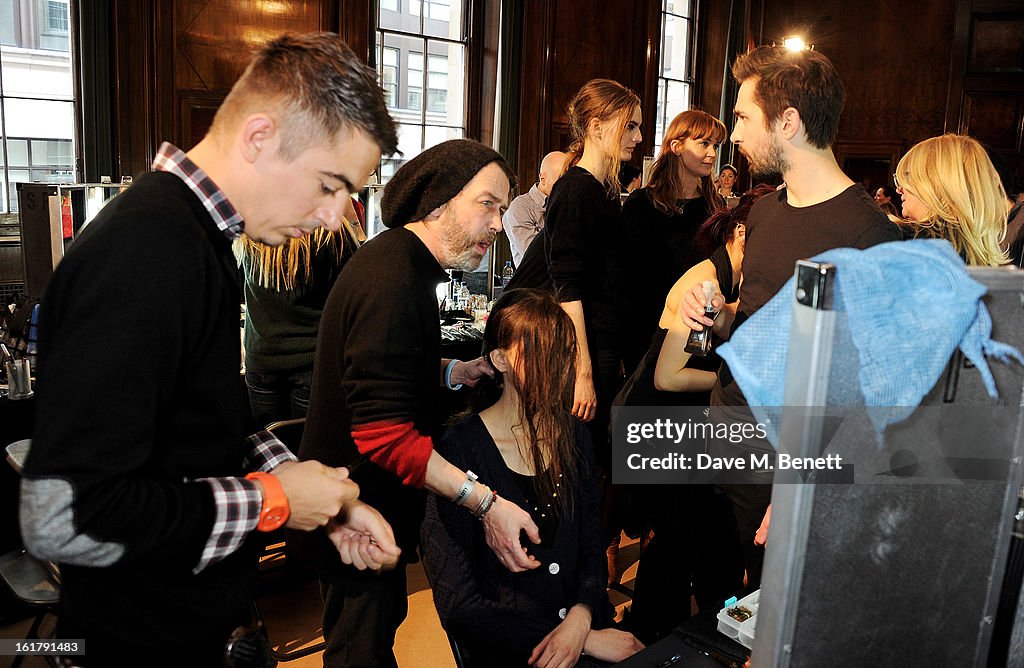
[[679, 170, 702, 200], [479, 387, 535, 475], [576, 141, 609, 185]]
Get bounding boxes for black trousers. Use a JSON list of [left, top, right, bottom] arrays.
[[319, 566, 408, 668], [628, 484, 744, 643], [717, 482, 773, 589]]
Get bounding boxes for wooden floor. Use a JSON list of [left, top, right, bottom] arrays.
[[0, 535, 642, 668]]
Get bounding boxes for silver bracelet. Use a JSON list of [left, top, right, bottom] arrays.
[[473, 489, 497, 519], [453, 470, 478, 506]]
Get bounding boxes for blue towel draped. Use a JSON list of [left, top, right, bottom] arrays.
[[717, 239, 1024, 445]]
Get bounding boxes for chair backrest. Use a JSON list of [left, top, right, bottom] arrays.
[[265, 418, 305, 452]]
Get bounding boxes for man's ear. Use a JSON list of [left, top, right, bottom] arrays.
[[779, 107, 801, 141], [423, 203, 446, 223], [239, 114, 276, 163]]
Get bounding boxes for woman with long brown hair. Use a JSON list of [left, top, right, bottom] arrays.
[[506, 79, 642, 454], [421, 289, 644, 667], [621, 109, 727, 368]]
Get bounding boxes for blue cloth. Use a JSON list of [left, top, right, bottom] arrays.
[[718, 239, 1024, 444]]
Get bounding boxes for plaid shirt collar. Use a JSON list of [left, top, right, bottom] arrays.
[[151, 142, 245, 239]]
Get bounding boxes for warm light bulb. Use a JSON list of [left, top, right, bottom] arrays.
[[783, 36, 807, 51]]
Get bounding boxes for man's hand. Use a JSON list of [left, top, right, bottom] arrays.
[[326, 499, 402, 571], [272, 461, 359, 531], [571, 373, 597, 422], [582, 628, 645, 663], [450, 357, 495, 387], [679, 283, 725, 332], [482, 496, 541, 572], [528, 605, 591, 668], [754, 504, 771, 546]]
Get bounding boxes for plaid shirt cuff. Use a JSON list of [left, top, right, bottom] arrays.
[[243, 430, 298, 472], [194, 477, 261, 574]]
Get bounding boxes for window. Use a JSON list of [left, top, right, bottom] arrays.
[[382, 47, 399, 109], [380, 0, 399, 11], [0, 0, 77, 212], [373, 0, 469, 236], [46, 1, 68, 33], [408, 52, 423, 111], [427, 54, 448, 113], [654, 0, 695, 150]]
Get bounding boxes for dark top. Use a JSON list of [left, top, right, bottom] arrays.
[[713, 184, 902, 409], [297, 227, 448, 569], [24, 171, 256, 663], [621, 188, 713, 366], [616, 245, 736, 408], [506, 166, 627, 341], [242, 226, 358, 374], [421, 415, 613, 662]]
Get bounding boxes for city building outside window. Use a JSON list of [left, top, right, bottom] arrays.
[[654, 0, 695, 151], [371, 0, 468, 237], [0, 0, 76, 213]]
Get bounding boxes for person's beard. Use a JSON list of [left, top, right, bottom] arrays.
[[745, 133, 788, 180], [439, 207, 495, 271]]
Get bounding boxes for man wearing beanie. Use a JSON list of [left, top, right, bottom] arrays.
[[298, 139, 543, 666]]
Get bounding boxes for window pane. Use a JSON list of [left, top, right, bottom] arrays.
[[424, 125, 462, 147], [423, 0, 462, 40], [380, 0, 399, 11], [5, 99, 74, 141], [665, 0, 692, 16], [654, 80, 667, 152], [665, 80, 690, 123], [396, 122, 424, 160], [425, 42, 464, 127], [6, 138, 27, 166], [663, 14, 690, 80]]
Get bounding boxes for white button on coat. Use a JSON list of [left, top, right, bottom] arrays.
[[548, 562, 560, 575], [558, 607, 567, 619]]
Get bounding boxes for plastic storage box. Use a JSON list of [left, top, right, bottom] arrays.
[[717, 588, 759, 649]]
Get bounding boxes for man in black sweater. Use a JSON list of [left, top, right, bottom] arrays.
[[299, 139, 545, 667], [678, 46, 901, 587], [20, 34, 401, 666]]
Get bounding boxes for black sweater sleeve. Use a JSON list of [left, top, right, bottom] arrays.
[[567, 423, 613, 624], [547, 172, 602, 303]]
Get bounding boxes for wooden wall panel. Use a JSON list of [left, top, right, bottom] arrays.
[[112, 0, 338, 177], [512, 0, 659, 191]]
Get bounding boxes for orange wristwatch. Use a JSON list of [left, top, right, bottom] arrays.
[[246, 472, 290, 532]]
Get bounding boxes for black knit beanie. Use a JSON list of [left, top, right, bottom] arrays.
[[381, 139, 510, 228]]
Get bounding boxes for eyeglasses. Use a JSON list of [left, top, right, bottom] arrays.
[[893, 172, 904, 191]]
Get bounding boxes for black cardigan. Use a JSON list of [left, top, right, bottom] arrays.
[[421, 414, 613, 662]]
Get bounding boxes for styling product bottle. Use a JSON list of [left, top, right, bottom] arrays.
[[684, 280, 717, 356]]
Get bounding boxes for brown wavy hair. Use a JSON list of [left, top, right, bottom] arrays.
[[469, 289, 581, 516], [562, 78, 641, 198], [647, 110, 727, 215]]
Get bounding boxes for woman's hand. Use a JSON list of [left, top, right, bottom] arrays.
[[482, 495, 541, 572], [754, 504, 771, 546], [582, 628, 645, 663], [528, 606, 591, 668], [572, 373, 597, 422]]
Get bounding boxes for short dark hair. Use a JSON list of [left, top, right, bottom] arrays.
[[732, 46, 845, 149], [212, 32, 398, 159]]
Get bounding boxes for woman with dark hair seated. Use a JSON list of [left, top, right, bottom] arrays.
[[421, 289, 644, 668]]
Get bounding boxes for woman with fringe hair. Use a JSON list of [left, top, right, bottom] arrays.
[[621, 109, 727, 370], [421, 289, 644, 668]]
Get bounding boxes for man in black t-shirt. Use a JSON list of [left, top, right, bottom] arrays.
[[679, 46, 900, 587]]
